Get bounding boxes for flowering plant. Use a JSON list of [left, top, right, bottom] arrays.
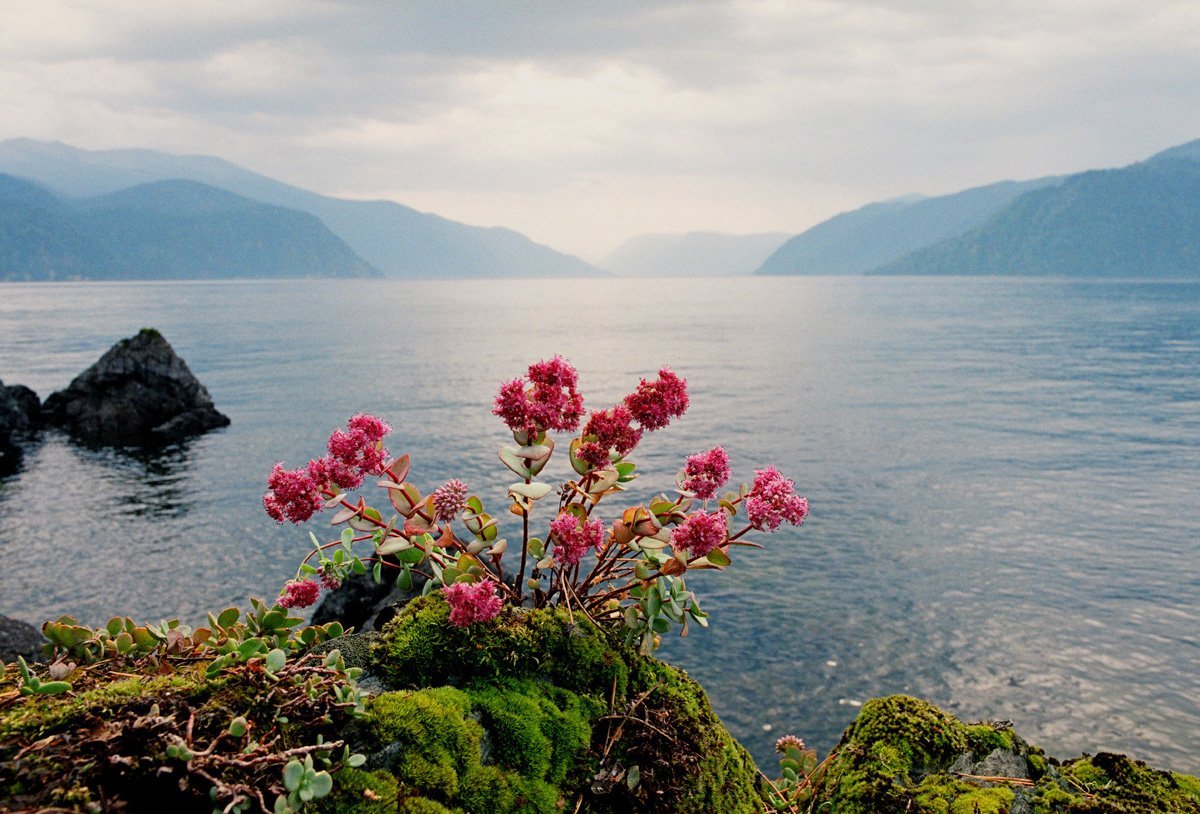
[[264, 357, 808, 653]]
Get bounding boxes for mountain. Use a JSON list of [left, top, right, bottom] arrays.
[[600, 231, 791, 277], [0, 175, 379, 281], [755, 178, 1061, 275], [873, 144, 1200, 277], [0, 139, 603, 278]]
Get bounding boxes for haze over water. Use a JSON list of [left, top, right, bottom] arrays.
[[1, 277, 1197, 773]]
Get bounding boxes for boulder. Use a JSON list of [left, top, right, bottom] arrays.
[[0, 614, 41, 664], [0, 380, 40, 476], [42, 328, 229, 446]]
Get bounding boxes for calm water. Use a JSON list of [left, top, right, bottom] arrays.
[[1, 277, 1197, 773]]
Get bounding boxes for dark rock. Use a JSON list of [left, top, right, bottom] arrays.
[[0, 381, 40, 435], [311, 571, 403, 632], [0, 380, 40, 476], [42, 329, 229, 446], [0, 613, 42, 663]]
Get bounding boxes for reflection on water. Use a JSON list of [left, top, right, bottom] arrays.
[[0, 278, 1197, 775]]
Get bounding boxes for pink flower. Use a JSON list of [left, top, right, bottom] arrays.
[[680, 446, 731, 500], [443, 581, 504, 627], [432, 479, 469, 522], [670, 510, 728, 558], [492, 357, 584, 435], [625, 367, 689, 432], [549, 513, 605, 567], [578, 405, 642, 467], [775, 735, 807, 754], [307, 455, 362, 491], [745, 466, 809, 531], [319, 566, 342, 592], [278, 578, 321, 609], [327, 412, 391, 477], [263, 463, 324, 523]]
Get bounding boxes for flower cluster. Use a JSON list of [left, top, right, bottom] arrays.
[[745, 466, 810, 531], [670, 510, 728, 558], [321, 413, 391, 489], [578, 405, 642, 467], [625, 367, 689, 431], [278, 578, 321, 609], [679, 446, 731, 500], [443, 581, 504, 627], [268, 357, 810, 658], [492, 355, 585, 436], [549, 512, 605, 567], [432, 479, 469, 522], [263, 463, 324, 524], [263, 413, 392, 524], [576, 367, 690, 468]]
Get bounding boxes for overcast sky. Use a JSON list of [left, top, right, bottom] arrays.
[[3, 1, 1199, 260]]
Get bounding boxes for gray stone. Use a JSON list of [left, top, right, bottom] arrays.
[[42, 329, 229, 446], [0, 613, 42, 663], [0, 380, 40, 476]]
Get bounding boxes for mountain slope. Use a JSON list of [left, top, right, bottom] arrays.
[[0, 175, 380, 281], [756, 178, 1061, 275], [872, 155, 1200, 277], [600, 231, 791, 277], [0, 139, 603, 278]]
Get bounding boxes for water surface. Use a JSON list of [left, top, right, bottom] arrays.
[[1, 277, 1197, 772]]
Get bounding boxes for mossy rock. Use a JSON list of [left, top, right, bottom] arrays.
[[809, 694, 1200, 814], [362, 594, 765, 814]]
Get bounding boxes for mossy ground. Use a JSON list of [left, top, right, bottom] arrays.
[[809, 695, 1200, 814], [362, 594, 765, 814]]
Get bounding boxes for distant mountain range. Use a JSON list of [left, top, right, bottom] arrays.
[[756, 138, 1200, 277], [0, 139, 603, 279], [0, 174, 377, 281], [872, 149, 1200, 277], [2, 137, 1199, 281], [600, 231, 790, 277]]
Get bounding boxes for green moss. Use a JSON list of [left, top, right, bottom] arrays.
[[0, 672, 213, 742], [809, 697, 1200, 814], [1057, 754, 1200, 812], [914, 775, 1014, 814], [373, 596, 628, 698], [365, 690, 481, 800], [369, 598, 765, 813], [396, 798, 456, 814], [318, 768, 399, 814], [965, 723, 1015, 757]]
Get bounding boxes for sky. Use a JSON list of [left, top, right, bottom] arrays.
[[2, 1, 1200, 261]]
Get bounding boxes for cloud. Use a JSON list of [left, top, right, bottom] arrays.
[[2, 0, 1200, 258]]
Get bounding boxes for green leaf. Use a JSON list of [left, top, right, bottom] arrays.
[[217, 605, 240, 629], [397, 545, 425, 565], [265, 648, 287, 674], [283, 760, 305, 792], [372, 561, 383, 583], [237, 638, 266, 660], [115, 632, 134, 654], [351, 557, 367, 576], [36, 680, 72, 695], [347, 753, 367, 768], [309, 771, 333, 799], [508, 481, 553, 501], [651, 616, 671, 634], [568, 438, 590, 475], [705, 548, 732, 568], [229, 716, 248, 738], [262, 610, 287, 630], [498, 446, 533, 478], [376, 534, 411, 556], [396, 566, 414, 593], [105, 617, 123, 637]]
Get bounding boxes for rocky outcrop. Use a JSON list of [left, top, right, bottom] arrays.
[[807, 695, 1200, 813], [0, 615, 41, 664], [41, 329, 229, 446], [0, 380, 40, 475]]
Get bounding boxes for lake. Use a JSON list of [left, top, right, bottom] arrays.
[[1, 276, 1197, 773]]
